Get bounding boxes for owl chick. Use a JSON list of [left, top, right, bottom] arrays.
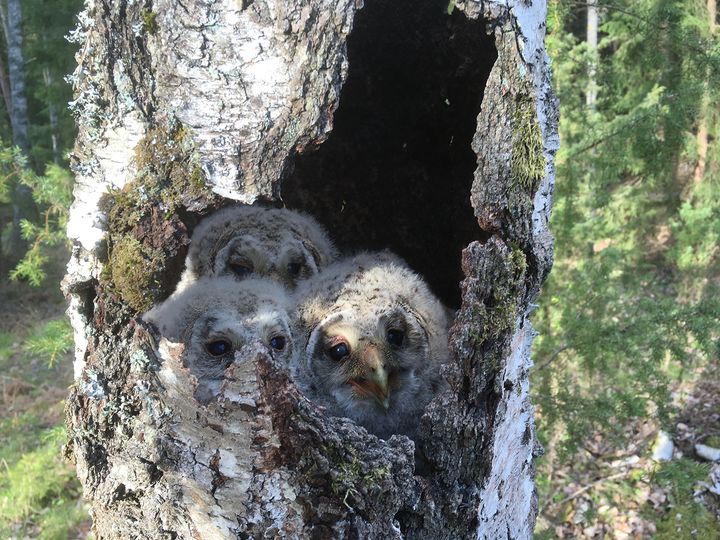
[[144, 276, 295, 403], [291, 252, 450, 440], [177, 206, 338, 292]]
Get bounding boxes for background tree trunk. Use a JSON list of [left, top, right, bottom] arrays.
[[2, 0, 35, 267], [693, 0, 716, 183], [4, 0, 28, 151], [63, 0, 558, 538], [586, 0, 598, 108]]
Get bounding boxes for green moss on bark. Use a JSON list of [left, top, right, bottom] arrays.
[[140, 10, 158, 34], [511, 98, 545, 193], [100, 122, 215, 312]]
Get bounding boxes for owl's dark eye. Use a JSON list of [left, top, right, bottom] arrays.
[[206, 339, 232, 357], [327, 342, 351, 362], [270, 335, 286, 351], [387, 329, 405, 347], [228, 259, 254, 278], [287, 261, 303, 276]]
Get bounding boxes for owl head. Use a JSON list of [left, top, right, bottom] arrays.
[[144, 277, 295, 402], [178, 206, 338, 292], [292, 252, 449, 439]]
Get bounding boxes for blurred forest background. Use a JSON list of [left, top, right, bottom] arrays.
[[0, 0, 717, 538], [534, 0, 720, 537]]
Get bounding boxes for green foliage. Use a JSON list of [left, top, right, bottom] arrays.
[[0, 0, 80, 167], [534, 0, 720, 455], [654, 458, 709, 494], [0, 144, 39, 258], [652, 459, 720, 539], [0, 0, 80, 285], [24, 318, 73, 368], [0, 331, 15, 362], [0, 421, 85, 538], [4, 159, 73, 286]]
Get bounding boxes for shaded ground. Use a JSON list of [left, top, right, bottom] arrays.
[[0, 247, 91, 538], [535, 363, 720, 539]]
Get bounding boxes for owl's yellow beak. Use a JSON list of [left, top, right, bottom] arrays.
[[349, 346, 390, 410]]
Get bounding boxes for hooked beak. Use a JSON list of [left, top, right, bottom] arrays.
[[348, 346, 390, 411]]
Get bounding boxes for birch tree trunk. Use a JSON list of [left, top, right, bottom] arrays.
[[63, 0, 558, 538], [6, 0, 28, 151], [3, 0, 34, 264], [586, 0, 598, 108]]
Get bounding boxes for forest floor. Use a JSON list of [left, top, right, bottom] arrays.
[[535, 362, 720, 539], [0, 248, 90, 539]]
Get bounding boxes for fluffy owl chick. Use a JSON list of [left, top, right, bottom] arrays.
[[144, 277, 295, 403], [291, 252, 450, 440], [178, 205, 338, 292]]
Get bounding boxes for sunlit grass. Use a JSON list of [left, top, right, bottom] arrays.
[[652, 459, 720, 540], [0, 421, 86, 538]]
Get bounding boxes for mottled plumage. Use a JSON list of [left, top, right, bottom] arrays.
[[177, 205, 338, 292], [144, 277, 295, 403], [291, 252, 450, 440]]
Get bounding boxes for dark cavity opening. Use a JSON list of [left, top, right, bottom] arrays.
[[283, 0, 497, 308]]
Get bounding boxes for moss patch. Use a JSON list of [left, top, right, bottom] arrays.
[[101, 122, 216, 312], [329, 446, 389, 504], [140, 9, 158, 34], [511, 97, 545, 193], [105, 236, 161, 313], [475, 246, 526, 344]]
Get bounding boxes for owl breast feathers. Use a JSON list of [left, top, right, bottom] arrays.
[[144, 276, 295, 403], [177, 206, 338, 292], [290, 252, 450, 440]]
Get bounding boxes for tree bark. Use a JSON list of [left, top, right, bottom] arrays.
[[5, 0, 28, 151], [586, 0, 598, 108], [0, 48, 12, 120], [693, 0, 716, 184], [63, 0, 558, 538], [3, 0, 35, 264]]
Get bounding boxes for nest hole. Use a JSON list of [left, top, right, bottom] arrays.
[[283, 0, 497, 308]]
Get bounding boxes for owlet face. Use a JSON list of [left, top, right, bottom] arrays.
[[179, 206, 338, 292], [292, 252, 449, 439], [144, 277, 295, 402]]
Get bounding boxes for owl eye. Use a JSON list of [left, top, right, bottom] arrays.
[[228, 258, 254, 278], [287, 261, 303, 277], [206, 339, 232, 357], [387, 329, 405, 347], [327, 342, 351, 362], [270, 335, 286, 351]]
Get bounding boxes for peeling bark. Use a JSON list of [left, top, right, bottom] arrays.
[[64, 0, 558, 538]]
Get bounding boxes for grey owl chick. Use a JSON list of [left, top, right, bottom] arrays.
[[177, 206, 338, 292], [291, 252, 450, 440], [144, 276, 295, 403]]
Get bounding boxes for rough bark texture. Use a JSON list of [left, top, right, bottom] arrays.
[[63, 0, 558, 538]]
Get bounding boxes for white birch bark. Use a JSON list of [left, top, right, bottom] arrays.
[[63, 0, 558, 537], [586, 0, 598, 108], [6, 0, 29, 151]]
